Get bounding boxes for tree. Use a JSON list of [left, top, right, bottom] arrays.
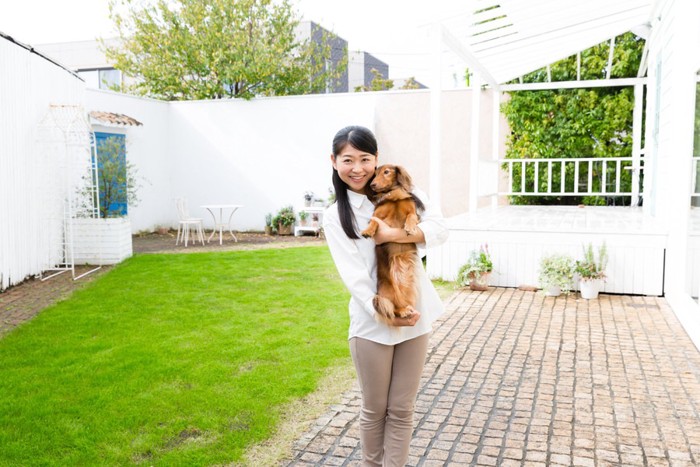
[[501, 33, 645, 205], [398, 77, 421, 90], [354, 68, 393, 92], [105, 0, 346, 100]]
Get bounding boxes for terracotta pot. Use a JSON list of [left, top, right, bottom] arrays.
[[277, 223, 293, 236], [264, 225, 273, 235], [469, 272, 491, 291]]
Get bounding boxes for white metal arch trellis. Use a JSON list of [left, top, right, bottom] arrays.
[[36, 104, 102, 280]]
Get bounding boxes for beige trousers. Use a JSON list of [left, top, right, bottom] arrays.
[[349, 333, 430, 467]]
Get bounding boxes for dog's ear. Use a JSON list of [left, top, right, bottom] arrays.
[[395, 165, 413, 191]]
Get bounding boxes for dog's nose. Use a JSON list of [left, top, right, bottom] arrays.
[[370, 182, 377, 190]]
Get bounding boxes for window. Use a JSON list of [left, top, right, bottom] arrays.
[[98, 69, 121, 90]]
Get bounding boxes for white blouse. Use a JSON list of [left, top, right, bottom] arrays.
[[323, 188, 449, 345]]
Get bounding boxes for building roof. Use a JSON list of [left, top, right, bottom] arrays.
[[89, 111, 143, 127], [442, 0, 654, 85]]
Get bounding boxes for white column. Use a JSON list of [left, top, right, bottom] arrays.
[[469, 74, 482, 212], [429, 23, 442, 209], [491, 88, 501, 208], [631, 83, 644, 207]]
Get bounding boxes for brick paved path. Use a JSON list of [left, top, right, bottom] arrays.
[[0, 266, 110, 337], [287, 288, 700, 466]]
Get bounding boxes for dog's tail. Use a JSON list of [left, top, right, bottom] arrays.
[[373, 295, 395, 325]]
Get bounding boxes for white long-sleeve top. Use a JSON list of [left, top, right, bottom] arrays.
[[323, 188, 449, 345]]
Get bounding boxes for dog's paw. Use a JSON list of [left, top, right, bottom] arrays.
[[360, 229, 374, 238], [404, 226, 418, 236]]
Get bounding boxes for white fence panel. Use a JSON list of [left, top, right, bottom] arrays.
[[0, 37, 85, 291]]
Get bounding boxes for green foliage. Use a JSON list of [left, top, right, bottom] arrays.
[[355, 68, 393, 92], [0, 248, 350, 465], [273, 205, 295, 227], [398, 77, 421, 90], [264, 212, 273, 227], [575, 242, 609, 280], [105, 0, 346, 100], [502, 33, 645, 205], [456, 244, 493, 286], [538, 253, 575, 293]]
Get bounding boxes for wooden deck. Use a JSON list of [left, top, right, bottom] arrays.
[[427, 206, 700, 297]]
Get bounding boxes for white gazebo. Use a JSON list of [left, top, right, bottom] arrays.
[[425, 0, 700, 348]]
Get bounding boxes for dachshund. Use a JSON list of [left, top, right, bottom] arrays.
[[361, 165, 425, 326]]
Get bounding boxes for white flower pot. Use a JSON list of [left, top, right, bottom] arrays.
[[544, 285, 561, 297], [579, 279, 602, 299]]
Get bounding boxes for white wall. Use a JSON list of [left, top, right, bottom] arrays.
[[167, 92, 377, 231], [0, 37, 85, 290], [82, 88, 494, 234], [646, 0, 700, 349], [124, 89, 491, 232]]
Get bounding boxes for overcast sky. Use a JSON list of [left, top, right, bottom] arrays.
[[0, 0, 470, 87]]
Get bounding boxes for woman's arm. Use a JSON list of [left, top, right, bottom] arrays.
[[323, 216, 378, 318], [371, 189, 449, 250]]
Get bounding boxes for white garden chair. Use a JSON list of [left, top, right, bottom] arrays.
[[175, 198, 205, 247]]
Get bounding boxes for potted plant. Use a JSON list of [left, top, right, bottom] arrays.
[[273, 205, 295, 235], [303, 191, 314, 207], [456, 244, 493, 291], [299, 210, 309, 226], [575, 242, 608, 299], [538, 253, 575, 297], [264, 213, 274, 235]]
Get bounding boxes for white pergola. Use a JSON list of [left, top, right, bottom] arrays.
[[428, 0, 654, 211], [427, 0, 700, 349]]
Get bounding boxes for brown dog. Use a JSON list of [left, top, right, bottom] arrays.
[[361, 165, 424, 325]]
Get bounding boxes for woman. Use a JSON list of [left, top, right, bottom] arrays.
[[323, 125, 449, 466]]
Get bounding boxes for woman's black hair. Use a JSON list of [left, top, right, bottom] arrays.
[[331, 125, 377, 239]]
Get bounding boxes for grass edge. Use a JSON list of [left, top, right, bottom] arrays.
[[232, 359, 356, 466]]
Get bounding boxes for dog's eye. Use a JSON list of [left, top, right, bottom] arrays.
[[384, 169, 391, 175]]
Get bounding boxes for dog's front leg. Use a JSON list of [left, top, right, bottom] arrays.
[[361, 219, 379, 238], [404, 212, 419, 235]]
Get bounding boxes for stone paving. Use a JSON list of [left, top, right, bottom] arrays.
[[286, 288, 700, 467]]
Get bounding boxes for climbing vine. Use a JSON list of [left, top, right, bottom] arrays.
[[501, 33, 645, 205]]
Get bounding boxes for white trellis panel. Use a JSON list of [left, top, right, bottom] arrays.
[[36, 104, 101, 280]]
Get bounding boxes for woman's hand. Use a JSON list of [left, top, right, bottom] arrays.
[[390, 310, 421, 327], [370, 217, 425, 245]]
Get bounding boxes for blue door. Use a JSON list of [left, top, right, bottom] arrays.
[[94, 132, 127, 217]]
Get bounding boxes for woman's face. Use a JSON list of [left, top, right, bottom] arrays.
[[331, 143, 377, 194]]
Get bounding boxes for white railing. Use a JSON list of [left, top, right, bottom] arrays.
[[499, 156, 643, 199]]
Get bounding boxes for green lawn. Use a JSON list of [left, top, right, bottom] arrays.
[[0, 247, 351, 466]]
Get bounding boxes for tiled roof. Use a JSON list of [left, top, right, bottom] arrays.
[[89, 111, 143, 126]]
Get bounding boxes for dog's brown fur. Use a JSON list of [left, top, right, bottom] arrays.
[[361, 165, 421, 325]]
